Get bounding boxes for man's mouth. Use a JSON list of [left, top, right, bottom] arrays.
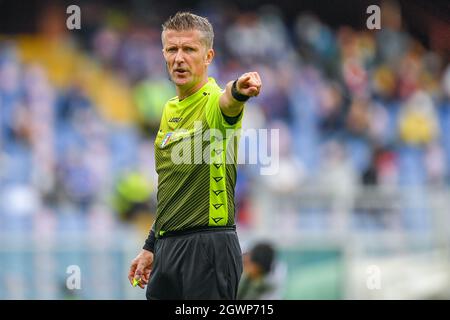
[[174, 68, 188, 75]]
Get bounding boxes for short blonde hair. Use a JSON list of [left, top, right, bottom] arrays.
[[162, 11, 214, 49]]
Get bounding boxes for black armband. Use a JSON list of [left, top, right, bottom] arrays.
[[142, 223, 156, 253], [231, 79, 250, 102]]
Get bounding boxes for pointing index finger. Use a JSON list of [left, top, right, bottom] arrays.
[[239, 74, 251, 84]]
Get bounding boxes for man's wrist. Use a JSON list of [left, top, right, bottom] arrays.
[[231, 79, 250, 102]]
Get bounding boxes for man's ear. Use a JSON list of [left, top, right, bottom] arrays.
[[205, 48, 215, 65]]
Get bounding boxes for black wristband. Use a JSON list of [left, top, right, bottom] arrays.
[[231, 79, 250, 102]]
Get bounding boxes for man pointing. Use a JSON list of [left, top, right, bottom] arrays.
[[128, 11, 262, 299]]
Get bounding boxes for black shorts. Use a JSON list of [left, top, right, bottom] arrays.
[[146, 227, 243, 300]]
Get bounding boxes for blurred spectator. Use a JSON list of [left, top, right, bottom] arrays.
[[112, 170, 153, 222], [398, 91, 439, 146], [237, 242, 286, 300], [376, 0, 411, 68], [317, 80, 347, 139], [133, 78, 174, 136]]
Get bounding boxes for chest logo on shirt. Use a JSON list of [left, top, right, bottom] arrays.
[[168, 117, 183, 123], [160, 132, 173, 148]]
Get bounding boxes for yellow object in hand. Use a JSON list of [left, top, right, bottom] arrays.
[[133, 278, 141, 287]]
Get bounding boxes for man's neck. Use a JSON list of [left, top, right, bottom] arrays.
[[177, 76, 209, 101]]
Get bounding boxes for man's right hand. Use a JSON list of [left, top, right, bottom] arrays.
[[128, 249, 154, 289]]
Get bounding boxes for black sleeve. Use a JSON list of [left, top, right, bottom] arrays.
[[142, 222, 156, 253], [221, 109, 243, 125]]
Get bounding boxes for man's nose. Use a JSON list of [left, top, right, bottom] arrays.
[[174, 49, 185, 64]]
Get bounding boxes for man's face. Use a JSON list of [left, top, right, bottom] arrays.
[[243, 253, 262, 280], [162, 29, 214, 88]]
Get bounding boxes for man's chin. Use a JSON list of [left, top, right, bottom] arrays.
[[172, 77, 190, 86]]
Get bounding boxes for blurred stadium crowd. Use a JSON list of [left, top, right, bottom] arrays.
[[0, 0, 449, 237]]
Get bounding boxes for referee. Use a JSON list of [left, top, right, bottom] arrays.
[[127, 12, 262, 299]]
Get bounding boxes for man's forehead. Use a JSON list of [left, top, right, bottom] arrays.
[[162, 29, 204, 45]]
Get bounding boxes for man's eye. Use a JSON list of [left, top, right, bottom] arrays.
[[167, 48, 177, 53], [185, 47, 195, 52]]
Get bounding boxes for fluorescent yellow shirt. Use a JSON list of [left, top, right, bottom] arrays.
[[154, 77, 244, 236]]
